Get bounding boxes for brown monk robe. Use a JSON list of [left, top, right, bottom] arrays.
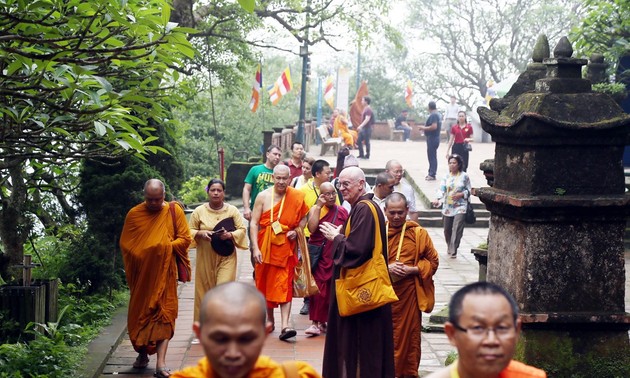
[[120, 190, 192, 358]]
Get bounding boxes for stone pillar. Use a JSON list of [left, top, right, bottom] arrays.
[[477, 37, 630, 376], [587, 53, 609, 84], [262, 130, 274, 163]]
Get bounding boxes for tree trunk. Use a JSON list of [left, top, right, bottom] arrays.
[[0, 161, 32, 278]]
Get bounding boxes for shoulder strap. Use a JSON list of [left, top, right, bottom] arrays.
[[169, 201, 177, 239], [281, 361, 299, 378]]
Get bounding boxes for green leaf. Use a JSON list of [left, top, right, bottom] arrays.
[[237, 0, 256, 13]]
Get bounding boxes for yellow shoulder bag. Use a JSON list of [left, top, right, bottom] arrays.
[[335, 200, 398, 316]]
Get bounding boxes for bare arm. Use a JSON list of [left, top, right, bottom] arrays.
[[358, 114, 372, 130], [307, 194, 327, 233], [242, 183, 252, 221]]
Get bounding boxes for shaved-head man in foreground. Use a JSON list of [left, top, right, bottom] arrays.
[[171, 282, 320, 378]]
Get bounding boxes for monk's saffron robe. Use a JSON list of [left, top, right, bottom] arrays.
[[446, 360, 547, 378], [387, 221, 439, 377], [120, 202, 192, 354], [255, 187, 309, 307], [170, 356, 321, 378]]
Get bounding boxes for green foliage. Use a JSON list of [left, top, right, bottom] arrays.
[[0, 287, 128, 377], [571, 0, 630, 77], [0, 0, 196, 274], [554, 187, 567, 196], [180, 176, 210, 204], [592, 82, 628, 103]]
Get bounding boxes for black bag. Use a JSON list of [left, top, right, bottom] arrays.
[[465, 201, 476, 224], [464, 142, 472, 151], [307, 243, 325, 271]]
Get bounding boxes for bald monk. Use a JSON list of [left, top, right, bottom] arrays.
[[385, 193, 439, 378], [319, 166, 395, 378], [120, 179, 192, 377], [171, 282, 320, 378], [250, 165, 309, 341], [425, 282, 547, 378]]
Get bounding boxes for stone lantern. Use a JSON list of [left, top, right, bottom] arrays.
[[476, 37, 630, 375]]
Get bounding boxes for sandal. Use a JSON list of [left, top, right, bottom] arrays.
[[154, 367, 172, 378], [132, 354, 149, 369], [279, 327, 297, 341]]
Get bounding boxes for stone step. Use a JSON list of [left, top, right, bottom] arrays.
[[419, 217, 490, 228]]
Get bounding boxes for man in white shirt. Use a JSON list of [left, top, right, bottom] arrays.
[[385, 160, 419, 222], [443, 95, 459, 143], [372, 171, 395, 215]]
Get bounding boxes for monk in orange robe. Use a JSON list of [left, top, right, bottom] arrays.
[[385, 193, 439, 378], [426, 282, 547, 378], [250, 165, 309, 342], [120, 179, 192, 377], [333, 110, 357, 148], [171, 282, 320, 378]]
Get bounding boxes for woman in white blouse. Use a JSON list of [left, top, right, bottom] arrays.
[[432, 154, 472, 258]]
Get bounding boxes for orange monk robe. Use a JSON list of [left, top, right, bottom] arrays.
[[437, 360, 547, 378], [387, 221, 439, 378], [333, 115, 357, 147], [255, 187, 309, 307], [120, 202, 192, 354], [171, 356, 321, 378]]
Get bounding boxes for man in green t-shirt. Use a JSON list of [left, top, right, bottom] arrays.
[[242, 145, 282, 221]]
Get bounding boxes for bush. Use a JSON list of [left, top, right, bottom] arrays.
[[179, 175, 210, 204], [0, 286, 128, 377]]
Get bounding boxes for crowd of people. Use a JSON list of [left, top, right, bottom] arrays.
[[116, 97, 551, 377]]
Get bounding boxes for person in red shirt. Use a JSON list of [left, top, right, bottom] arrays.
[[446, 111, 474, 171]]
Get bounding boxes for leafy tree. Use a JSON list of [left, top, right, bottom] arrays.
[[0, 0, 195, 276], [404, 0, 583, 107], [570, 0, 630, 79]]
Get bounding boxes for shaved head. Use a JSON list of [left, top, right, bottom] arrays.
[[340, 166, 365, 181], [199, 282, 266, 327], [273, 164, 290, 175], [143, 178, 165, 194], [320, 182, 335, 192]]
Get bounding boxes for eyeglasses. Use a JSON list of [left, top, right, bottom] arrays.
[[391, 169, 404, 175], [452, 323, 515, 338], [322, 192, 336, 197], [335, 180, 356, 189]]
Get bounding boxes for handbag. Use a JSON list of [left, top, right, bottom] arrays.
[[335, 200, 398, 317], [169, 202, 191, 282], [465, 200, 476, 224], [457, 126, 472, 152], [293, 228, 319, 298]]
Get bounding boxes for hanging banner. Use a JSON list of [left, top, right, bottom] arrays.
[[336, 67, 350, 113]]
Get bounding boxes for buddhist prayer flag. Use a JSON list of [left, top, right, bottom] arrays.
[[268, 67, 293, 105], [405, 79, 413, 108], [249, 64, 262, 112], [324, 75, 335, 109]]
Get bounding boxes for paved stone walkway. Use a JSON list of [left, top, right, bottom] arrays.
[[95, 138, 630, 377]]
